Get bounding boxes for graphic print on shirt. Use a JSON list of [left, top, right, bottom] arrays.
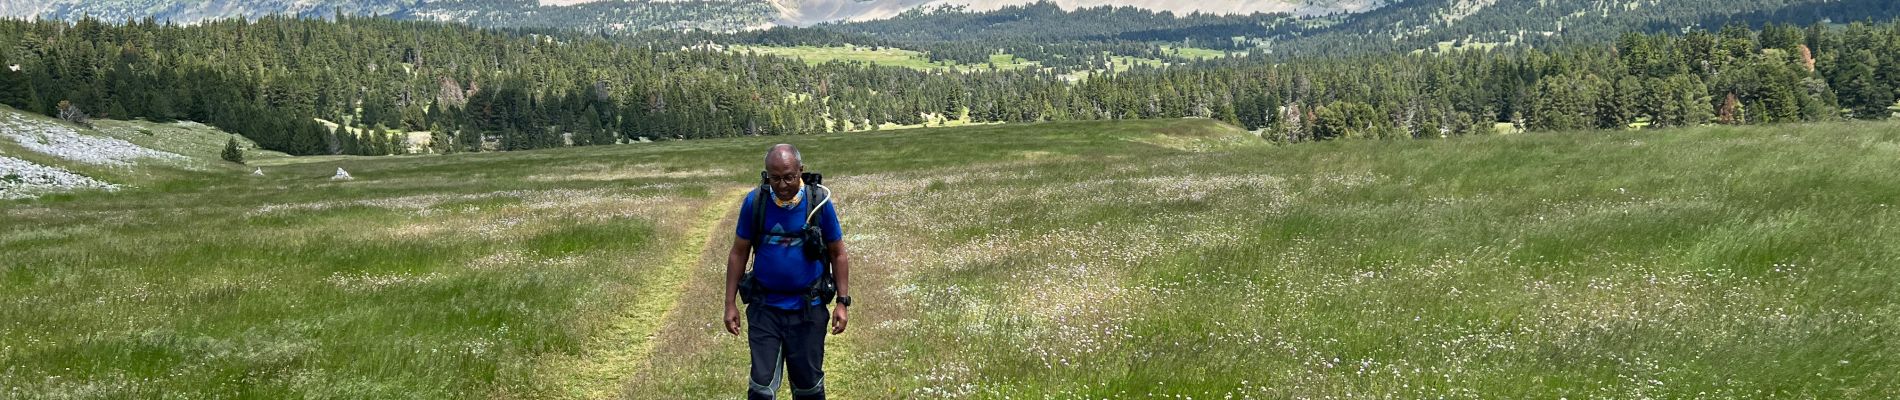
[[765, 223, 803, 247]]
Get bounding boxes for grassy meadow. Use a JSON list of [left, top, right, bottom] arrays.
[[1162, 45, 1244, 61], [3, 115, 1899, 398], [731, 45, 1038, 71]]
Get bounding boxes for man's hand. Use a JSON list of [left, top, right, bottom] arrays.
[[726, 236, 752, 337], [828, 241, 850, 335], [830, 305, 848, 335], [725, 304, 743, 336]]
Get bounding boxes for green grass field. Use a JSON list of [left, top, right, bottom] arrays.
[[4, 115, 1899, 398], [732, 45, 1037, 71], [728, 45, 1228, 81], [1163, 45, 1245, 61]]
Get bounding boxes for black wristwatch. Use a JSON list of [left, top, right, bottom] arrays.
[[836, 296, 853, 307]]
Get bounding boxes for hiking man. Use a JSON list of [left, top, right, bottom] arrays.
[[724, 143, 852, 400]]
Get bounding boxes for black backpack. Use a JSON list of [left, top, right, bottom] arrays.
[[737, 172, 837, 305]]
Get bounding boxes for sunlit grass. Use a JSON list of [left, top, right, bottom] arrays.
[[730, 45, 1037, 71], [1162, 45, 1244, 60], [821, 122, 1900, 398], [5, 116, 1899, 398]]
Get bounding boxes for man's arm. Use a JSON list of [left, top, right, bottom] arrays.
[[828, 241, 850, 335], [724, 237, 752, 336], [816, 197, 851, 335]]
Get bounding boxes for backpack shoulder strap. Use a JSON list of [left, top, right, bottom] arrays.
[[751, 185, 768, 242], [804, 183, 836, 284]]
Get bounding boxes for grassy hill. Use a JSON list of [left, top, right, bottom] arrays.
[[0, 106, 282, 200], [3, 118, 1898, 398]]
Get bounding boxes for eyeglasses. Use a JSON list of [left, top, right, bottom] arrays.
[[767, 173, 801, 185]]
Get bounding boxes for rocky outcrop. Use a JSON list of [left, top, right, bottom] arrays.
[[2, 113, 186, 167], [0, 155, 118, 200]]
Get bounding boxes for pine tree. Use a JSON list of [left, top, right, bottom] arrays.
[[328, 124, 347, 155], [1667, 74, 1715, 127], [428, 123, 454, 154], [0, 59, 30, 109], [221, 137, 246, 164], [340, 125, 362, 155], [1530, 74, 1598, 131], [1597, 76, 1640, 129], [373, 126, 392, 155]]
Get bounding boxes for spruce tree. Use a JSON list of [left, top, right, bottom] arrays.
[[221, 137, 245, 164], [329, 124, 347, 155], [0, 60, 29, 109]]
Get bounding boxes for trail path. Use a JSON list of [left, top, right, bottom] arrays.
[[604, 185, 874, 398], [549, 187, 749, 399]]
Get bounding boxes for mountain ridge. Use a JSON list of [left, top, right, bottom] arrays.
[[0, 0, 1381, 32]]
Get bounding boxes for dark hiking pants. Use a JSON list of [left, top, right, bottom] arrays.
[[747, 304, 828, 400]]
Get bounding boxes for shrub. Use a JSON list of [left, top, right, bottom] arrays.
[[56, 100, 91, 128], [221, 137, 245, 164]]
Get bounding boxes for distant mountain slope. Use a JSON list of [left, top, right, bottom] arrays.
[[0, 0, 1384, 32], [806, 0, 1900, 59], [1267, 0, 1900, 56], [0, 0, 777, 32], [1, 1, 417, 25], [769, 0, 1387, 26]]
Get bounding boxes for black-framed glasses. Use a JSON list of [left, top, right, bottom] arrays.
[[767, 173, 801, 185]]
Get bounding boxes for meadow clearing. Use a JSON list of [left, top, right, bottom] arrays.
[[729, 45, 1038, 71], [3, 114, 1898, 398], [725, 44, 1236, 74]]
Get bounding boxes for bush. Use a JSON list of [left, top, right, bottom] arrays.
[[221, 137, 245, 164], [56, 100, 91, 129]]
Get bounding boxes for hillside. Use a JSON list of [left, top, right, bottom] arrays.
[[769, 0, 1386, 26], [0, 106, 280, 200], [1263, 0, 1900, 56], [1, 0, 778, 32], [3, 117, 1897, 397], [0, 0, 1382, 33], [6, 0, 1895, 49], [805, 0, 1900, 58]]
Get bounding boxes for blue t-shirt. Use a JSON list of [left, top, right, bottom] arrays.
[[736, 186, 843, 310]]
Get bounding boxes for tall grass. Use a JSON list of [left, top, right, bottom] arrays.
[[813, 122, 1900, 398], [5, 117, 1898, 398]]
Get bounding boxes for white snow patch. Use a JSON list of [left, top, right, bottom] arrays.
[[0, 155, 118, 200], [2, 113, 187, 167]]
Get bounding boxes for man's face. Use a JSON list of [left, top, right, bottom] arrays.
[[766, 160, 803, 201]]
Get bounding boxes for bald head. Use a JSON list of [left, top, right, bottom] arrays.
[[766, 144, 802, 170], [764, 144, 805, 201]]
